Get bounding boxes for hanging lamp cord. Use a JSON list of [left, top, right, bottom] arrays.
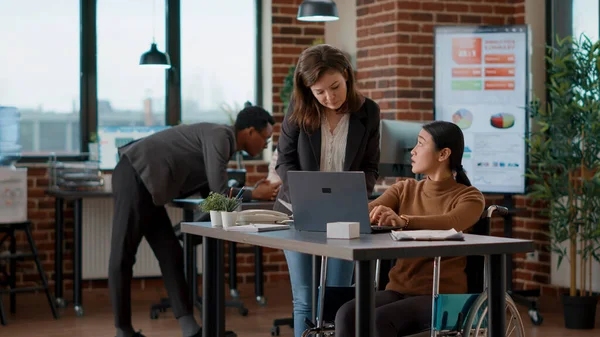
[[152, 0, 156, 43]]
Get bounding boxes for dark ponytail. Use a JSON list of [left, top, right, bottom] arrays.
[[454, 165, 472, 187], [422, 121, 472, 187]]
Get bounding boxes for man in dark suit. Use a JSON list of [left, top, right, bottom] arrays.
[[109, 106, 280, 337]]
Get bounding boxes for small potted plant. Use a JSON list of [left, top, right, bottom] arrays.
[[200, 192, 227, 227], [221, 195, 242, 228]]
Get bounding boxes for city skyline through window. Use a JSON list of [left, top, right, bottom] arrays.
[[0, 0, 258, 155]]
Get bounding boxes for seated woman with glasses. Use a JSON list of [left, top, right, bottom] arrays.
[[334, 120, 485, 337]]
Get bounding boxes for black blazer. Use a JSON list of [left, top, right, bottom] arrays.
[[274, 97, 381, 213]]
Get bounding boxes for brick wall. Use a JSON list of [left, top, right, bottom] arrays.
[[240, 0, 325, 284], [271, 0, 325, 142], [356, 0, 550, 293]]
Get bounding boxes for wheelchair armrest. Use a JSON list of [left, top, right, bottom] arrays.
[[484, 205, 508, 218]]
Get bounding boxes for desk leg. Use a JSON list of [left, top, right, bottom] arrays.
[[229, 243, 238, 296], [254, 246, 264, 304], [202, 237, 225, 337], [355, 260, 375, 337], [184, 233, 195, 312], [54, 198, 65, 308], [487, 254, 506, 337], [9, 228, 16, 313], [73, 199, 83, 316], [311, 255, 321, 322], [182, 210, 199, 311], [215, 239, 225, 335]]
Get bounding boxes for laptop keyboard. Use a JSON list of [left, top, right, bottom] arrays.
[[371, 225, 396, 233]]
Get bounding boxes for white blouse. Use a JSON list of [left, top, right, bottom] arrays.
[[320, 113, 350, 172]]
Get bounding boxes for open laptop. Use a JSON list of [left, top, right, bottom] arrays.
[[287, 171, 395, 234]]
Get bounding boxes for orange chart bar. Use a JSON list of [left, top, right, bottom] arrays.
[[484, 54, 515, 64], [485, 67, 515, 77], [484, 80, 515, 90], [452, 68, 482, 77]]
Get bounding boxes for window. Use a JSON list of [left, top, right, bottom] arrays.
[[180, 0, 257, 125], [0, 1, 80, 155], [572, 0, 599, 42], [97, 0, 167, 128]]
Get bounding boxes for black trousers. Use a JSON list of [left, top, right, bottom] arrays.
[[108, 157, 191, 328], [334, 290, 431, 337]]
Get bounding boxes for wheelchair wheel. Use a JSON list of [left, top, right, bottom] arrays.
[[462, 293, 525, 337]]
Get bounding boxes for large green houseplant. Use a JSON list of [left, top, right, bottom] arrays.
[[527, 34, 600, 329]]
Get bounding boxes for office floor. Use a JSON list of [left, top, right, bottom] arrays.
[[1, 283, 599, 337]]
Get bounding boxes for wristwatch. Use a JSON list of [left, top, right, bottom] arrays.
[[399, 214, 410, 230]]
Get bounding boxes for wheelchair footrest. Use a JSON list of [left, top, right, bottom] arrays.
[[434, 294, 480, 331]]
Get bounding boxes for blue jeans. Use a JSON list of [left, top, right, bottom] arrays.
[[284, 250, 355, 337]]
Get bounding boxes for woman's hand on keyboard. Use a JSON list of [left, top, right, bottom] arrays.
[[369, 205, 405, 227]]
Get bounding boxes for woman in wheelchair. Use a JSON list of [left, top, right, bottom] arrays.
[[334, 121, 485, 337]]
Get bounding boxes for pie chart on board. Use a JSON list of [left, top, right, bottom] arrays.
[[490, 113, 515, 129], [452, 109, 473, 129]]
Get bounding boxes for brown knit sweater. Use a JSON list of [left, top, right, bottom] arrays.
[[369, 176, 485, 295]]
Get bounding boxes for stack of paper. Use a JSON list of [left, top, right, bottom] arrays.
[[223, 224, 290, 232], [390, 228, 464, 241]]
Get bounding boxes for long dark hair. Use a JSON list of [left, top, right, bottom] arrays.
[[422, 121, 472, 187], [288, 44, 363, 132]]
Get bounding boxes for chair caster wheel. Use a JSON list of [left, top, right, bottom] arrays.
[[55, 298, 67, 308], [150, 309, 159, 320], [239, 307, 249, 316], [529, 309, 543, 325], [271, 326, 280, 336], [256, 296, 267, 306], [74, 305, 84, 317], [230, 289, 240, 298]]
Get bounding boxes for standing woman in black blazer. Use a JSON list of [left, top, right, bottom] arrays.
[[274, 44, 381, 337]]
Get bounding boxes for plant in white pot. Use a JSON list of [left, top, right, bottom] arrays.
[[200, 192, 227, 228], [527, 34, 600, 329], [221, 196, 242, 228]]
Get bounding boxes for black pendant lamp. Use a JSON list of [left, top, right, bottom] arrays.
[[297, 0, 339, 22], [140, 0, 171, 68], [140, 42, 171, 68]]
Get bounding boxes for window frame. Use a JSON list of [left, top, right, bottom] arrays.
[[17, 0, 263, 164]]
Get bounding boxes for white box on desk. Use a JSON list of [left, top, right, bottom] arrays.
[[0, 166, 27, 223], [327, 222, 360, 239]]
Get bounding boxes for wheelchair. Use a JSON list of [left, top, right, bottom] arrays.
[[300, 205, 526, 337]]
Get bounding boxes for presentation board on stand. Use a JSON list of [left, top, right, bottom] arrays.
[[433, 25, 530, 194]]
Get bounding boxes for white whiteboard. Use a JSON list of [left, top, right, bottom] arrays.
[[433, 25, 530, 194]]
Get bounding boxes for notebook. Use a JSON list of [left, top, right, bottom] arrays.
[[223, 223, 291, 232], [390, 228, 465, 241]]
